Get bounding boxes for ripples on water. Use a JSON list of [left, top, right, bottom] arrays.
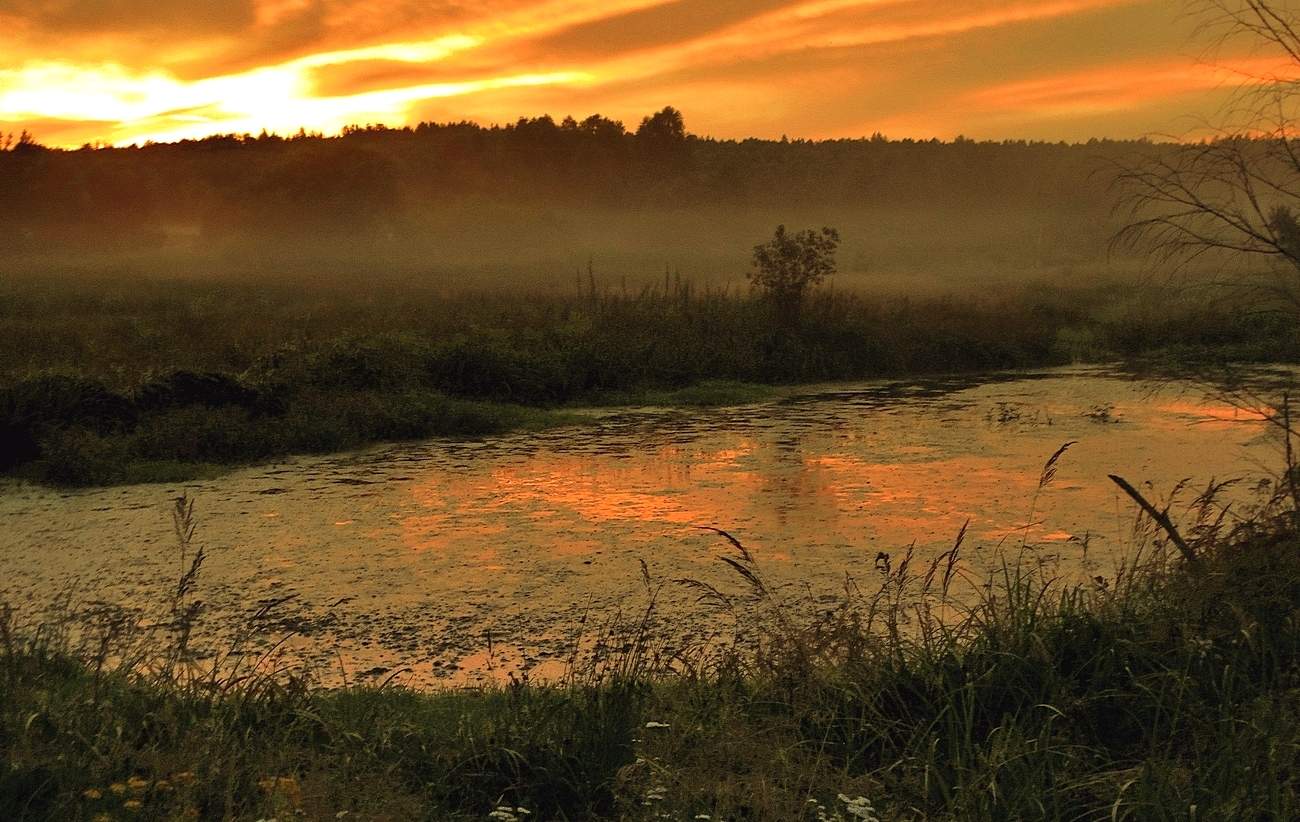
[[0, 365, 1291, 685]]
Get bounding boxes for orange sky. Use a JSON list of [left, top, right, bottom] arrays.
[[0, 0, 1291, 147]]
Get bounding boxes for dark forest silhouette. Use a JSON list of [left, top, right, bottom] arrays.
[[0, 108, 1159, 275]]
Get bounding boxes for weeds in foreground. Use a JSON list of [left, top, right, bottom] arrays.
[[3, 448, 1300, 819]]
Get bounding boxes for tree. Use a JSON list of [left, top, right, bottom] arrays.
[[1117, 1, 1300, 474], [1117, 1, 1300, 310], [635, 107, 685, 144], [748, 225, 840, 324], [5, 130, 46, 154]]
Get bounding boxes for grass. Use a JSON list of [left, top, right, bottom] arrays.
[[584, 380, 783, 408], [4, 455, 1300, 820], [5, 386, 579, 487], [3, 270, 1300, 487]]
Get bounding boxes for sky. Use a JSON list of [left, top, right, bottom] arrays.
[[0, 0, 1293, 147]]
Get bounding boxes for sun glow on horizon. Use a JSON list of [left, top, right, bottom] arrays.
[[0, 32, 597, 146], [0, 0, 1292, 146]]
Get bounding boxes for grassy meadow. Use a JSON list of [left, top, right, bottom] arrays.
[[2, 269, 1298, 487], [3, 468, 1300, 820]]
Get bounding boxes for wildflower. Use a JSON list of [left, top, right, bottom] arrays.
[[644, 721, 671, 729], [694, 815, 712, 820], [837, 794, 880, 822], [127, 776, 149, 793], [91, 814, 114, 822], [82, 788, 104, 800], [109, 783, 128, 796], [123, 799, 143, 811]]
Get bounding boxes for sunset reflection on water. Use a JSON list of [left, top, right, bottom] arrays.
[[0, 366, 1292, 686], [388, 368, 1284, 583]]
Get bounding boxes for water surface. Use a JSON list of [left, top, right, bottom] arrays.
[[0, 366, 1288, 685]]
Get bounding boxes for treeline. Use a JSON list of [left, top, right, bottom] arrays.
[[0, 108, 1146, 259]]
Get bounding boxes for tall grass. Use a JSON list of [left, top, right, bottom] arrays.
[[4, 272, 1299, 486]]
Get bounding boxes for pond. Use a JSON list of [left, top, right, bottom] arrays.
[[0, 365, 1290, 686]]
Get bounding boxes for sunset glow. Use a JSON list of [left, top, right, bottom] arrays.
[[2, 0, 1292, 146]]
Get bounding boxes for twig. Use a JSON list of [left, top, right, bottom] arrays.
[[1109, 474, 1200, 567]]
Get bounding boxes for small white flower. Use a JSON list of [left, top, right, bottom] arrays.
[[644, 721, 671, 729], [837, 793, 879, 822]]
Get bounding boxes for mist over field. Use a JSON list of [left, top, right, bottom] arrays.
[[0, 114, 1141, 293]]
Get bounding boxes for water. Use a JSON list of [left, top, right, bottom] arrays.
[[0, 365, 1289, 686]]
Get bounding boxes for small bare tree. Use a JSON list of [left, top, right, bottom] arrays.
[[1117, 2, 1300, 508], [1116, 0, 1300, 311]]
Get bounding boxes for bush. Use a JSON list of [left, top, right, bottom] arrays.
[[1, 374, 135, 433], [748, 225, 840, 325], [33, 426, 130, 485], [134, 370, 262, 413], [131, 406, 265, 463], [304, 337, 429, 392]]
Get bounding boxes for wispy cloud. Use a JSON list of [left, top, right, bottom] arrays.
[[967, 54, 1298, 118], [0, 0, 1274, 145]]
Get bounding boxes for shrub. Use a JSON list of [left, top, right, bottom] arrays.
[[34, 426, 129, 485], [134, 370, 261, 413], [748, 225, 840, 325]]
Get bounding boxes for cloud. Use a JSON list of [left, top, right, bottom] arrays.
[[0, 0, 257, 34], [0, 116, 117, 145], [0, 0, 1282, 145], [523, 0, 800, 59], [967, 55, 1298, 118]]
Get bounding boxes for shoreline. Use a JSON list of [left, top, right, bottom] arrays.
[[8, 358, 1298, 491]]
